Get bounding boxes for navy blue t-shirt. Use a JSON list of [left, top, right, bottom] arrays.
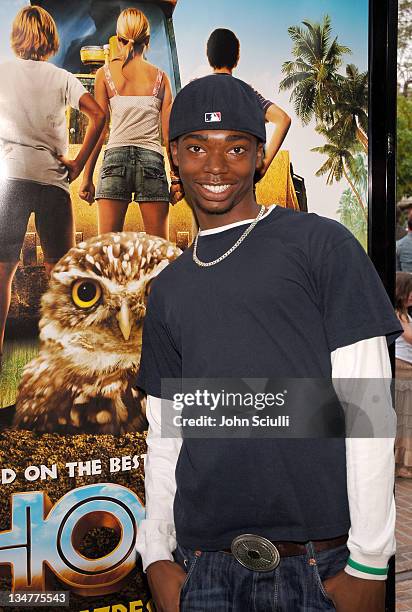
[[137, 206, 402, 549]]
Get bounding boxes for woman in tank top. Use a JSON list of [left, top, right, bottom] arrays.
[[395, 272, 412, 477], [79, 8, 172, 239]]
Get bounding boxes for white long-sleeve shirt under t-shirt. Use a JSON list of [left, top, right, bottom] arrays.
[[135, 210, 396, 580]]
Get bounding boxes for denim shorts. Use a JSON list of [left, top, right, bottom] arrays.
[[96, 145, 169, 202], [173, 540, 350, 611]]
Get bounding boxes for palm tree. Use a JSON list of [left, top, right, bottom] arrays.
[[328, 64, 368, 152], [349, 153, 368, 200], [279, 15, 351, 125], [311, 126, 367, 219], [337, 188, 367, 250]]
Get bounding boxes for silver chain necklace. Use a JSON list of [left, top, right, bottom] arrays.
[[192, 205, 267, 267]]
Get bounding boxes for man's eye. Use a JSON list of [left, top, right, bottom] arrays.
[[230, 146, 246, 155], [188, 145, 204, 153]]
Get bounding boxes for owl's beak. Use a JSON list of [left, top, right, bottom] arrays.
[[116, 300, 133, 341]]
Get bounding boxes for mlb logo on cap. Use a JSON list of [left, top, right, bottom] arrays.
[[205, 112, 221, 122], [169, 75, 266, 142]]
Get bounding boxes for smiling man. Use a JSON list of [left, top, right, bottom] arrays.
[[135, 74, 402, 611]]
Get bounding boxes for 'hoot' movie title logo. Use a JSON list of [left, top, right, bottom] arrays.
[[0, 484, 145, 595]]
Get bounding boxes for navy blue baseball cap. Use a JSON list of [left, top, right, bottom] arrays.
[[169, 74, 266, 143]]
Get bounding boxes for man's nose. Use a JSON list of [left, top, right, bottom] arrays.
[[203, 150, 228, 175]]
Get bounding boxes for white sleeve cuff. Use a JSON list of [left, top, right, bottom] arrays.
[[136, 519, 177, 572], [344, 559, 389, 581]]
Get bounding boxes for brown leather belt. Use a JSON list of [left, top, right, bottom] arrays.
[[221, 534, 348, 558]]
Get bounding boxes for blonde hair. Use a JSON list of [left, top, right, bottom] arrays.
[[11, 5, 59, 61], [116, 7, 150, 68]]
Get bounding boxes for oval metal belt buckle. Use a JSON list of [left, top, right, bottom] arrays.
[[231, 534, 280, 572]]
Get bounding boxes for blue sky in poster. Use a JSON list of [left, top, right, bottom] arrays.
[[173, 0, 368, 218], [173, 0, 368, 82]]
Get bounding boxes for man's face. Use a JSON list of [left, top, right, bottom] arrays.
[[171, 130, 264, 216]]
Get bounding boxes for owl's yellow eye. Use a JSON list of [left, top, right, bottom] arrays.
[[71, 280, 102, 309]]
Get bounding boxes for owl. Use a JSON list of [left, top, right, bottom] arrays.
[[13, 232, 181, 434]]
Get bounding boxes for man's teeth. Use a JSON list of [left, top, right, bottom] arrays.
[[202, 184, 231, 193]]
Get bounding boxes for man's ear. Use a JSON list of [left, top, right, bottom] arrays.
[[170, 140, 179, 168], [255, 142, 264, 171]]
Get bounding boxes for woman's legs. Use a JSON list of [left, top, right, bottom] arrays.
[[97, 198, 169, 238], [97, 199, 130, 234], [0, 261, 19, 355], [139, 201, 169, 240]]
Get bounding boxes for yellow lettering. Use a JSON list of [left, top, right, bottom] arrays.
[[80, 602, 152, 612]]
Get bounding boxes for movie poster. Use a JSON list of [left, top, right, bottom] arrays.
[[0, 1, 368, 610]]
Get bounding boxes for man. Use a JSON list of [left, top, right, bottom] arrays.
[[395, 206, 407, 241], [396, 216, 412, 271], [135, 75, 402, 611]]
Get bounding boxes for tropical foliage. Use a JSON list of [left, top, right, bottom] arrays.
[[280, 15, 368, 237], [328, 64, 368, 152], [337, 189, 367, 250], [398, 0, 412, 96], [311, 130, 367, 220], [397, 1, 412, 217], [397, 95, 412, 200], [279, 15, 350, 126], [279, 15, 367, 152], [336, 154, 368, 249]]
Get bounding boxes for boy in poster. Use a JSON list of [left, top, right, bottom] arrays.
[[135, 75, 401, 611], [206, 27, 291, 178], [0, 5, 105, 359]]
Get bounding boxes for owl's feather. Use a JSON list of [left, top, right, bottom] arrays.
[[14, 232, 181, 434]]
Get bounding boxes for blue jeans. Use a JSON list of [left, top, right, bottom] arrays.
[[173, 541, 350, 611], [96, 145, 169, 202]]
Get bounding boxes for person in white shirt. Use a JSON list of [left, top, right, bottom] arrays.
[[0, 5, 105, 357]]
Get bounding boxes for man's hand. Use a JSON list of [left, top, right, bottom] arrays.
[[79, 179, 96, 204], [58, 155, 82, 183], [322, 569, 385, 612], [147, 559, 187, 612]]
